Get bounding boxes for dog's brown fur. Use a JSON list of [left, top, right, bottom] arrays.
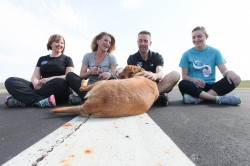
[[51, 65, 159, 118]]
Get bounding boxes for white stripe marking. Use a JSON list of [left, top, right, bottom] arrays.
[[3, 116, 87, 166], [4, 114, 194, 166]]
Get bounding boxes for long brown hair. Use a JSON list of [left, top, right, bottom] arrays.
[[90, 32, 116, 53]]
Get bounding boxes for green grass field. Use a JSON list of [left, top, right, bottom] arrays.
[[237, 80, 250, 88]]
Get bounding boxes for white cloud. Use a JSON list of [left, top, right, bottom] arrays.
[[0, 0, 250, 82], [0, 0, 91, 81], [120, 0, 139, 10]]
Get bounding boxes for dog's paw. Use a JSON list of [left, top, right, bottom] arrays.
[[81, 80, 87, 86]]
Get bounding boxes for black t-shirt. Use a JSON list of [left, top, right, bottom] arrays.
[[36, 54, 74, 78], [127, 50, 164, 73]]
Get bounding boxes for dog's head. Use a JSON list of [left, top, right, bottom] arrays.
[[118, 65, 145, 79]]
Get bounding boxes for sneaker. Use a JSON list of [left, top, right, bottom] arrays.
[[36, 95, 56, 108], [183, 94, 200, 104], [69, 94, 82, 105], [154, 93, 169, 106], [4, 96, 25, 107], [217, 95, 241, 105]]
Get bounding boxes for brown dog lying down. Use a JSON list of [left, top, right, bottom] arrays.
[[51, 65, 159, 118]]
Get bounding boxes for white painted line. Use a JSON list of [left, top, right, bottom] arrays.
[[4, 114, 195, 166], [3, 116, 88, 166]]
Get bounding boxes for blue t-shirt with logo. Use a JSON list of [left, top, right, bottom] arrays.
[[179, 46, 226, 83]]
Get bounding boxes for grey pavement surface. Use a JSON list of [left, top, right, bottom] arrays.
[[0, 88, 250, 166], [148, 89, 250, 166], [0, 91, 77, 165]]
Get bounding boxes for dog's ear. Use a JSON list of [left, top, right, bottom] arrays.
[[130, 65, 138, 73], [122, 65, 145, 78], [134, 66, 144, 73], [123, 65, 135, 78]]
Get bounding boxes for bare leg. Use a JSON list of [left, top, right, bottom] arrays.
[[157, 71, 180, 94], [199, 89, 218, 102]]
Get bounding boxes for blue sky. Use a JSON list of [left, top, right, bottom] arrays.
[[0, 0, 249, 82]]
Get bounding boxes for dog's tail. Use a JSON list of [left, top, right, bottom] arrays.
[[50, 105, 82, 114]]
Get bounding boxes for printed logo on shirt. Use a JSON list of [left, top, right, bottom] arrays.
[[41, 61, 48, 65], [193, 60, 212, 77], [137, 62, 143, 67]]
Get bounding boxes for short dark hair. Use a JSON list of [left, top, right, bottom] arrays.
[[138, 30, 151, 37]]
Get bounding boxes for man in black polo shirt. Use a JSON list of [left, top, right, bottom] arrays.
[[127, 30, 180, 106]]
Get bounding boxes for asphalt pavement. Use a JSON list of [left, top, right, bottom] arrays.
[[0, 90, 77, 165], [0, 88, 250, 166]]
